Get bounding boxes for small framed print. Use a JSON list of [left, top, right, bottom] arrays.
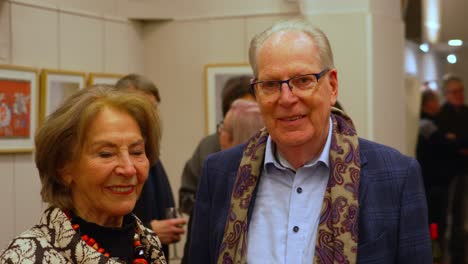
[[40, 69, 86, 123], [204, 63, 253, 134], [0, 65, 39, 153]]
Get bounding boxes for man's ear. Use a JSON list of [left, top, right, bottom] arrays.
[[328, 69, 338, 106]]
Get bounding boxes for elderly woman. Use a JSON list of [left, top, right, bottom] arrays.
[[0, 86, 166, 263]]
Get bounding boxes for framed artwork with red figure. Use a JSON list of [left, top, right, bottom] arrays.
[[0, 65, 38, 153]]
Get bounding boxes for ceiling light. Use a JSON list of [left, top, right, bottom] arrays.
[[419, 43, 430, 53], [447, 54, 457, 64], [428, 81, 437, 91], [448, 39, 463, 46]]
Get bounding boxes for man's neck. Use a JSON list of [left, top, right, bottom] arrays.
[[275, 122, 330, 170]]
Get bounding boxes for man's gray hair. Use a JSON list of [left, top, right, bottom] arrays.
[[248, 18, 334, 77]]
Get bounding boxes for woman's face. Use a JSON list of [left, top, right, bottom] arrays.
[[61, 107, 149, 227]]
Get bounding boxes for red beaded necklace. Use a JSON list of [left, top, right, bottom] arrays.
[[64, 210, 148, 264]]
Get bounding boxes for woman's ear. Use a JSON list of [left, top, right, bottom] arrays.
[[58, 163, 73, 186]]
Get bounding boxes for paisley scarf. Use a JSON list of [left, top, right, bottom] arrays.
[[217, 108, 360, 264]]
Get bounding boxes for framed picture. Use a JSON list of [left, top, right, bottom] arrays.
[[40, 69, 86, 123], [0, 65, 39, 153], [204, 63, 253, 134], [88, 73, 124, 86]]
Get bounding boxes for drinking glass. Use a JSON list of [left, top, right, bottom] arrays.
[[165, 207, 181, 260]]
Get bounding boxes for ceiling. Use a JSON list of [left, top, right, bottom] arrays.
[[405, 0, 467, 53]]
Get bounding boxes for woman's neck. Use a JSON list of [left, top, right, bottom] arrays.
[[73, 206, 123, 228]]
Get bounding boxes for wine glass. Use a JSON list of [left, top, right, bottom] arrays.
[[165, 207, 181, 260]]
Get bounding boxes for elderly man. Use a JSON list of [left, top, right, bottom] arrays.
[[189, 19, 431, 263]]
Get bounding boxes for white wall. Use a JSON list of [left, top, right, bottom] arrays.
[[0, 0, 144, 248]]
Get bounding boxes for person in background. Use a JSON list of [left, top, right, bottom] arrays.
[[179, 76, 254, 215], [179, 75, 254, 263], [416, 89, 457, 252], [115, 74, 186, 261], [437, 75, 468, 264], [218, 99, 264, 150], [0, 86, 166, 263], [189, 18, 431, 263]]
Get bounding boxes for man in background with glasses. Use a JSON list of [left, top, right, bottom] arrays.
[[189, 18, 431, 263], [437, 75, 468, 263]]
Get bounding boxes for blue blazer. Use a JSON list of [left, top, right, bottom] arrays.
[[189, 138, 432, 263]]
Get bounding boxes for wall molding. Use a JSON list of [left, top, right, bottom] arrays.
[[8, 0, 128, 22]]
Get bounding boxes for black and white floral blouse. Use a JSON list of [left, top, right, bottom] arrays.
[[0, 207, 166, 263]]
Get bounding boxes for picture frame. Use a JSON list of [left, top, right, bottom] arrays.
[[87, 72, 124, 86], [40, 69, 86, 124], [204, 63, 253, 134], [0, 65, 39, 153]]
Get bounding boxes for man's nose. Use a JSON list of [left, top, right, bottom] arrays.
[[278, 82, 297, 103]]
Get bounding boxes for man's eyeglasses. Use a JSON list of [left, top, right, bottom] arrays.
[[250, 68, 329, 99]]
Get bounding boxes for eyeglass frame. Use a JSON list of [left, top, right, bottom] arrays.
[[250, 68, 330, 97]]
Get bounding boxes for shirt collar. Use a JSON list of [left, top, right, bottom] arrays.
[[264, 116, 333, 172]]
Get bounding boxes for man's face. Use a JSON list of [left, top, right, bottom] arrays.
[[254, 31, 338, 154], [425, 98, 440, 115], [218, 110, 233, 150], [445, 80, 465, 107]]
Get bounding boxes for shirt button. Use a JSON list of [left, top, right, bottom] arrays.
[[293, 226, 299, 232], [296, 187, 303, 194]]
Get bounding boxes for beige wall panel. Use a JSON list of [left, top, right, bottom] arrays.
[[175, 0, 298, 19], [10, 3, 59, 68], [60, 12, 104, 72], [144, 20, 211, 201], [204, 18, 246, 62], [13, 154, 42, 235], [10, 0, 59, 7], [371, 15, 406, 153], [104, 20, 130, 73], [127, 21, 144, 74], [0, 155, 15, 248], [116, 0, 174, 20], [119, 0, 298, 20], [59, 0, 118, 16], [0, 1, 11, 63], [245, 14, 298, 62], [144, 18, 247, 202], [305, 13, 369, 139], [9, 0, 118, 16]]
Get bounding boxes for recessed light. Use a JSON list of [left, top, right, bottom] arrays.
[[447, 54, 457, 64], [448, 39, 463, 46], [419, 43, 430, 53]]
